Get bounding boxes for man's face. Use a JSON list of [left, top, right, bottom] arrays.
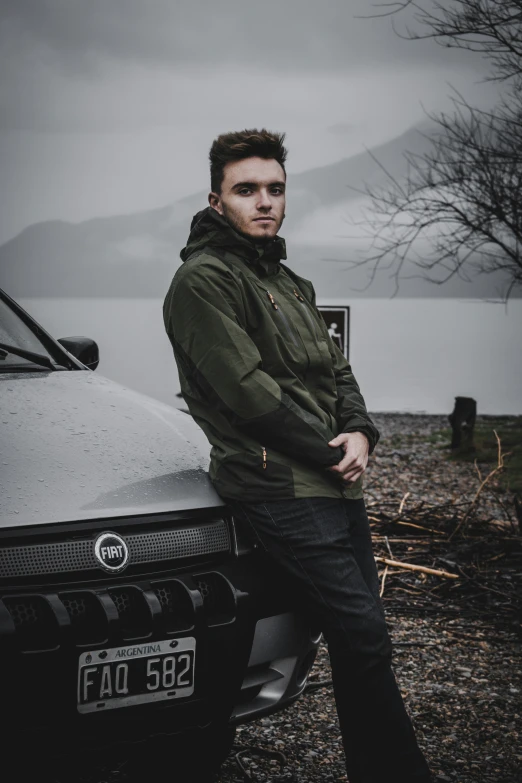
[[208, 156, 286, 241]]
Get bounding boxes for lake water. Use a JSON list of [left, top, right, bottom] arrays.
[[18, 297, 522, 416]]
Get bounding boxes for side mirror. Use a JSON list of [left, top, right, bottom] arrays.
[[57, 337, 100, 371]]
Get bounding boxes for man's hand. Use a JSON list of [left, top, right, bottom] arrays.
[[327, 432, 370, 484]]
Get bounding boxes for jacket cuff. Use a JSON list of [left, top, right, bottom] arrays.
[[340, 419, 380, 456]]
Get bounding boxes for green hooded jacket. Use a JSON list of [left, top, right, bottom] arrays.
[[163, 206, 380, 502]]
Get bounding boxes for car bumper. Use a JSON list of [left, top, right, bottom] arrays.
[[1, 545, 319, 750]]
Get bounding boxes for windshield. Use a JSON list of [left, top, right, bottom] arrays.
[[0, 297, 58, 368]]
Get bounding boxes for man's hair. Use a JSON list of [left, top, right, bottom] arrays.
[[209, 128, 288, 194]]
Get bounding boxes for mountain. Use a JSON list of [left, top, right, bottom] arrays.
[[0, 124, 519, 299]]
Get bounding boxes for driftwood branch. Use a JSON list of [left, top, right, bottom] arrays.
[[366, 416, 520, 623], [369, 514, 446, 535], [375, 556, 459, 580]]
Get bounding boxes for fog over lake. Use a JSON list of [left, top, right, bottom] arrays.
[[19, 297, 522, 417]]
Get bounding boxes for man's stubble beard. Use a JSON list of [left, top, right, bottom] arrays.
[[220, 201, 284, 243]]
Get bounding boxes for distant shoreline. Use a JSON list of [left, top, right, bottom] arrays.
[[12, 293, 522, 300]]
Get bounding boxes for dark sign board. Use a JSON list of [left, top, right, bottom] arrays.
[[317, 306, 350, 361]]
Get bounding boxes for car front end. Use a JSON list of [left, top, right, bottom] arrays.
[[0, 288, 320, 779]]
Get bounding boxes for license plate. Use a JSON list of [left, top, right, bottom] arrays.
[[77, 637, 196, 713]]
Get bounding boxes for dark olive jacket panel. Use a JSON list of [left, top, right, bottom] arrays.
[[163, 206, 380, 502]]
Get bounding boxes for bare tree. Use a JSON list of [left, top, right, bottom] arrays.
[[355, 1, 522, 300], [371, 0, 522, 82]]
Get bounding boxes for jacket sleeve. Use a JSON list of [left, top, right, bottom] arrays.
[[329, 341, 380, 455], [164, 260, 344, 469], [309, 283, 380, 455]]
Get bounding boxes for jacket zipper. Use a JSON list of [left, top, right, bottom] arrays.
[[293, 288, 323, 341], [265, 290, 300, 349], [262, 445, 267, 469], [266, 291, 278, 310]]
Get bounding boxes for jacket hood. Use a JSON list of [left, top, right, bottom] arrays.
[[180, 206, 287, 273]]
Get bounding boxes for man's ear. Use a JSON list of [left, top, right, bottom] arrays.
[[208, 192, 223, 215]]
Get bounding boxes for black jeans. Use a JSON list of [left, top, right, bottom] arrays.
[[227, 496, 432, 783]]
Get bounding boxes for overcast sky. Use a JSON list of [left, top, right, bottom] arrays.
[[0, 0, 500, 245]]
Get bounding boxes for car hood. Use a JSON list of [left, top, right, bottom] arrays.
[[0, 371, 224, 529]]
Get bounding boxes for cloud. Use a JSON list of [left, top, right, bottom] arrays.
[[327, 122, 356, 136], [0, 58, 499, 244], [0, 0, 500, 242], [1, 0, 462, 72], [0, 0, 489, 135]]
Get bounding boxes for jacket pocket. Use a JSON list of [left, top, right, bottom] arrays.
[[213, 450, 295, 501]]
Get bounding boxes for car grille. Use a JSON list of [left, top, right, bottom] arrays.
[[0, 520, 231, 579], [1, 571, 237, 651]]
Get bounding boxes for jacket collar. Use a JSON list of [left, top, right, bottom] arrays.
[[181, 206, 287, 276]]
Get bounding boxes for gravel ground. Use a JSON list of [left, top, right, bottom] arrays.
[[219, 616, 521, 783]]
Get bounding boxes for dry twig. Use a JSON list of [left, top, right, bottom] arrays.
[[379, 565, 389, 598], [449, 431, 512, 541], [398, 491, 411, 515], [395, 520, 446, 535], [374, 557, 459, 579]]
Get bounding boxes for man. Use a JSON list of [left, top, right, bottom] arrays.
[[163, 128, 432, 782]]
